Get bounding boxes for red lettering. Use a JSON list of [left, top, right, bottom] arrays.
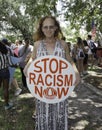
[[34, 60, 42, 72], [57, 75, 63, 86], [59, 60, 68, 73], [37, 74, 44, 85], [35, 86, 43, 97], [49, 58, 58, 73], [41, 58, 49, 73], [29, 73, 36, 84], [45, 74, 52, 86], [57, 88, 69, 99], [64, 74, 73, 86], [53, 75, 56, 86]]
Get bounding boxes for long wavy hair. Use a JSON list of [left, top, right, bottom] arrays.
[[0, 41, 8, 54], [34, 16, 63, 41]]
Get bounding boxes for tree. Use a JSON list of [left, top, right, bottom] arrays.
[[0, 0, 101, 42], [59, 0, 102, 38], [0, 0, 58, 42]]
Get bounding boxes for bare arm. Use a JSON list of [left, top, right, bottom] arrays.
[[23, 42, 36, 77]]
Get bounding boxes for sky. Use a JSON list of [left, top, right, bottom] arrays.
[[56, 0, 68, 27]]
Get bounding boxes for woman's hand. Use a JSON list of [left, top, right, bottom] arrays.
[[23, 58, 32, 77], [23, 66, 28, 77]]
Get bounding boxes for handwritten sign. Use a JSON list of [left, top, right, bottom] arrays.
[[26, 56, 76, 104]]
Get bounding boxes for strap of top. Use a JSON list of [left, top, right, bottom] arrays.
[[36, 40, 65, 58]]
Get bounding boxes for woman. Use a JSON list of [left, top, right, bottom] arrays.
[[0, 41, 14, 110], [18, 38, 33, 89], [24, 16, 80, 130], [83, 40, 89, 74], [74, 37, 85, 77]]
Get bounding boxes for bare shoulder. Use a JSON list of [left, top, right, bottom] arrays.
[[60, 40, 68, 50], [32, 40, 42, 59], [34, 40, 41, 49]]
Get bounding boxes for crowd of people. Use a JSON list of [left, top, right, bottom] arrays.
[[0, 38, 33, 110], [0, 15, 102, 129], [70, 34, 102, 77]]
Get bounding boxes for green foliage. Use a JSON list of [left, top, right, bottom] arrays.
[[0, 0, 58, 41], [0, 0, 101, 41], [60, 0, 102, 36]]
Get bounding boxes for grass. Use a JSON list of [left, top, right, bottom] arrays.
[[0, 68, 35, 130]]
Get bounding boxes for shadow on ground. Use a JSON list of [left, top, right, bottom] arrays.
[[68, 82, 102, 130]]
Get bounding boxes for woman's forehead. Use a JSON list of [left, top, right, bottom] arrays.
[[43, 18, 55, 25]]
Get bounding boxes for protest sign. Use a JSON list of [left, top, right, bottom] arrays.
[[26, 56, 76, 103]]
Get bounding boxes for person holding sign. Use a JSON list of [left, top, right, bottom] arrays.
[[24, 16, 80, 130]]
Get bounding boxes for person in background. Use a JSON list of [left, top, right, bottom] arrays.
[[83, 40, 89, 74], [74, 37, 85, 77], [66, 42, 71, 56], [71, 44, 77, 64], [23, 16, 80, 130], [87, 35, 96, 67], [18, 38, 33, 90], [10, 39, 21, 57], [0, 41, 15, 110], [2, 39, 22, 96], [95, 40, 102, 67]]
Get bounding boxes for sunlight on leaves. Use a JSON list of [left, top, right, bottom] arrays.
[[74, 120, 89, 130]]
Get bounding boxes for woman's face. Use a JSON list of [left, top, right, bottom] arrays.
[[42, 18, 57, 38]]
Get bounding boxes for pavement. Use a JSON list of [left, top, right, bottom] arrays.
[[68, 66, 102, 130], [8, 65, 102, 130]]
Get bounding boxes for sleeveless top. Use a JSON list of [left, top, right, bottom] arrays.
[[35, 40, 68, 130], [76, 46, 85, 59], [36, 40, 65, 58]]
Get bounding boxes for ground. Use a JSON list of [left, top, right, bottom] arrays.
[[68, 65, 102, 130], [85, 66, 102, 90], [0, 65, 102, 130]]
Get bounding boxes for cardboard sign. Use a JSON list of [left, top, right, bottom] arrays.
[[26, 56, 76, 104]]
